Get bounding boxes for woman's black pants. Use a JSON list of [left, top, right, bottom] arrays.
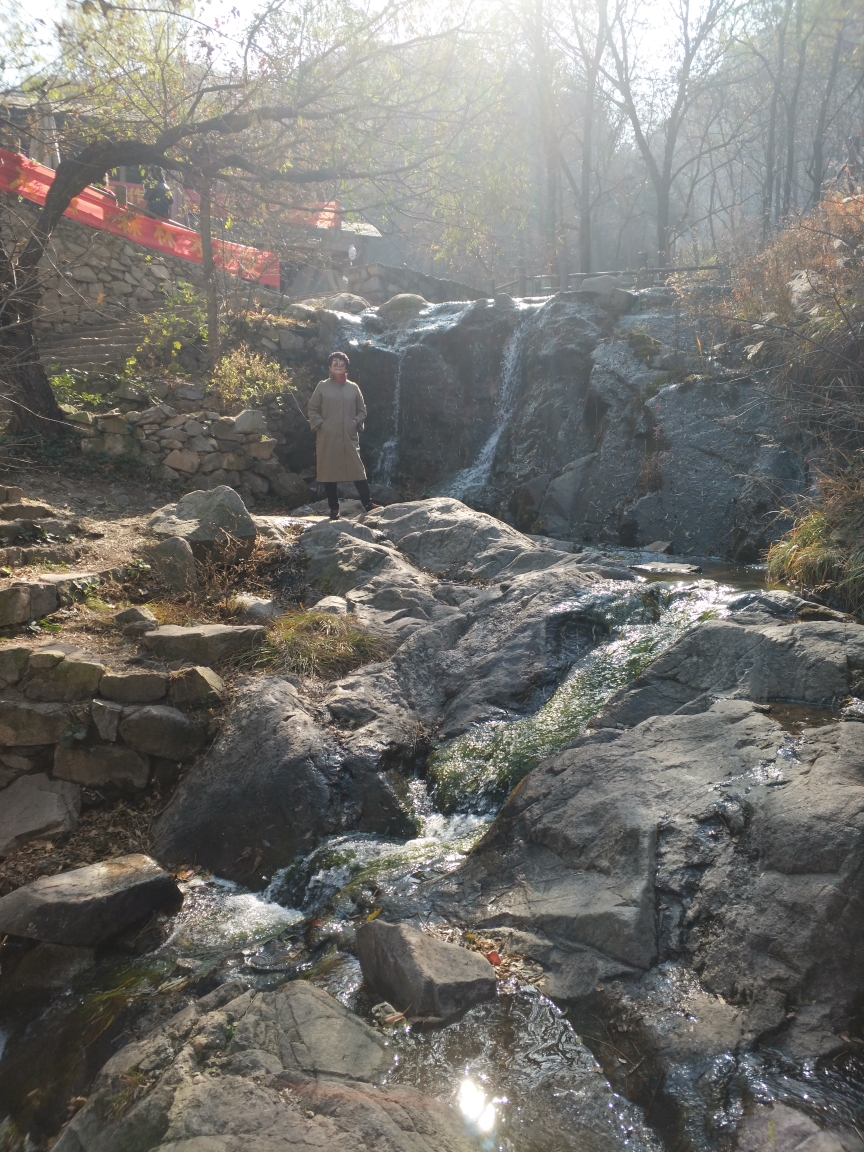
[[323, 480, 371, 511]]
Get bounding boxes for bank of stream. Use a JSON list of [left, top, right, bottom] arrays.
[[0, 563, 857, 1152]]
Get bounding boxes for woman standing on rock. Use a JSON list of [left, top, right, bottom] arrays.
[[308, 351, 379, 520]]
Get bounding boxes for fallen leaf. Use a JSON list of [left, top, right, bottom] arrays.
[[366, 908, 382, 922]]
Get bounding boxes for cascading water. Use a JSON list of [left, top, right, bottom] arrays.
[[376, 356, 402, 486], [441, 302, 539, 501]]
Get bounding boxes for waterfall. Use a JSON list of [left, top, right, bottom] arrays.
[[442, 307, 534, 500], [376, 357, 402, 487]]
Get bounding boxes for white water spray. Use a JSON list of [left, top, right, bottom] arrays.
[[442, 306, 536, 500]]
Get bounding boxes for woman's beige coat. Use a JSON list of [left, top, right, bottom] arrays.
[[307, 377, 368, 482]]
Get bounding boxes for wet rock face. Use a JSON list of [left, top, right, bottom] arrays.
[[152, 500, 636, 882], [274, 292, 803, 558], [419, 610, 864, 1148], [153, 677, 418, 883], [501, 318, 806, 558], [53, 979, 480, 1152]]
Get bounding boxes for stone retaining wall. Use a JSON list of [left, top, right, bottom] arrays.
[[1, 191, 286, 336], [0, 640, 225, 857], [70, 403, 312, 505], [346, 262, 487, 305]]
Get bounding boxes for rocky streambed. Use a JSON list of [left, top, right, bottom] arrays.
[[2, 497, 864, 1152]]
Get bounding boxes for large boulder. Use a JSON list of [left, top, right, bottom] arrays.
[[141, 623, 265, 664], [356, 919, 497, 1019], [153, 677, 415, 884], [0, 854, 181, 945], [53, 981, 479, 1152], [143, 536, 200, 593], [366, 497, 550, 579], [0, 773, 80, 856], [147, 485, 257, 557], [378, 293, 428, 324]]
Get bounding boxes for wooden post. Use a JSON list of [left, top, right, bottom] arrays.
[[199, 176, 220, 372]]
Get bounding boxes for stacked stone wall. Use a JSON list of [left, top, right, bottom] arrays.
[[347, 262, 486, 305], [70, 403, 312, 506]]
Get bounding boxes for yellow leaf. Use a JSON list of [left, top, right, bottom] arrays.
[[366, 908, 381, 921]]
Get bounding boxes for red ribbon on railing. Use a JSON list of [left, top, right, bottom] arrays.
[[0, 148, 280, 287]]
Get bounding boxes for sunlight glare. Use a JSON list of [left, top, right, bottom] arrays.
[[458, 1079, 497, 1132]]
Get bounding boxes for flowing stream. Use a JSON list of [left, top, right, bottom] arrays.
[[1, 567, 861, 1152]]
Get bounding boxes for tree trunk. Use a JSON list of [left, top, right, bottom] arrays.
[[199, 178, 221, 371], [811, 15, 846, 206], [578, 10, 606, 274], [762, 0, 790, 236], [783, 11, 810, 216], [0, 229, 65, 435], [0, 138, 170, 428]]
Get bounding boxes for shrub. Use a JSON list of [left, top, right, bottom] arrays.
[[210, 346, 294, 412], [132, 281, 207, 372]]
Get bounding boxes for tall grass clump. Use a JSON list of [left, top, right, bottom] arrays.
[[767, 466, 864, 616], [239, 611, 393, 680]]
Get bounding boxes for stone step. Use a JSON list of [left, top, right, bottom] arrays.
[[0, 572, 101, 626]]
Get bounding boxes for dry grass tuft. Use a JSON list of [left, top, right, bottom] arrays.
[[237, 610, 393, 680], [767, 464, 864, 617]]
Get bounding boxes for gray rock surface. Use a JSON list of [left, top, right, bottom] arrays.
[[268, 291, 808, 558], [3, 941, 95, 993], [356, 919, 497, 1019], [155, 500, 643, 879], [168, 665, 224, 708], [91, 698, 123, 741], [231, 592, 278, 623], [403, 610, 864, 1148], [0, 699, 78, 745], [53, 981, 477, 1152], [148, 486, 257, 556], [99, 669, 169, 703], [0, 854, 182, 945], [153, 677, 416, 882], [142, 623, 265, 664], [23, 653, 104, 701], [736, 1104, 863, 1152], [378, 292, 428, 323], [0, 773, 80, 856]]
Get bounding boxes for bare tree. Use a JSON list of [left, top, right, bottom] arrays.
[[603, 0, 740, 265]]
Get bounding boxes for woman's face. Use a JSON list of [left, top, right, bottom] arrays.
[[329, 359, 348, 380]]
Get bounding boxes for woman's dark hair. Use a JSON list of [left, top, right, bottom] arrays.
[[327, 350, 350, 367]]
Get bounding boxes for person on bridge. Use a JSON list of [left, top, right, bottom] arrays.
[[307, 351, 379, 520], [143, 167, 174, 220]]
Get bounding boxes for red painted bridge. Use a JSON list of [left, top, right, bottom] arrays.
[[0, 148, 281, 288]]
